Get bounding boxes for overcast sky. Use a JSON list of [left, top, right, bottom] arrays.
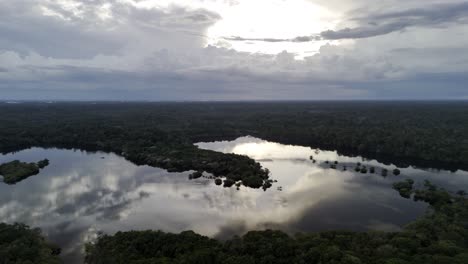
[[1, 0, 467, 101]]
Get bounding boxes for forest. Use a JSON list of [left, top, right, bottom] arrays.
[[0, 223, 61, 264], [1, 101, 468, 263], [0, 101, 467, 189]]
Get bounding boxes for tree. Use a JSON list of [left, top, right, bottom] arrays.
[[223, 179, 236, 188], [37, 159, 50, 169], [189, 171, 203, 180], [382, 169, 388, 177], [0, 223, 61, 264], [215, 178, 222, 185]]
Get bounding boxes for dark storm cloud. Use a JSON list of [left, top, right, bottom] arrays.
[[222, 35, 321, 43], [320, 22, 409, 40], [224, 1, 468, 42], [322, 1, 468, 39]]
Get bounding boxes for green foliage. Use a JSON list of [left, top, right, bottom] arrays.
[[37, 159, 49, 169], [393, 179, 415, 198], [0, 223, 61, 264], [0, 159, 50, 184], [1, 102, 468, 189], [382, 169, 388, 177], [241, 176, 264, 189], [0, 160, 40, 184], [360, 167, 368, 173], [188, 171, 203, 180], [84, 230, 220, 264], [413, 181, 452, 208], [85, 184, 468, 264], [223, 179, 235, 188], [0, 103, 276, 189]]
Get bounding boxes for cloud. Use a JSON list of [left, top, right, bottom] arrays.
[[222, 35, 322, 43], [224, 1, 468, 42], [0, 0, 220, 59], [0, 0, 467, 100], [321, 1, 468, 39]]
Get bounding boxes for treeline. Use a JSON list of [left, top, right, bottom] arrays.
[[1, 101, 467, 185], [0, 103, 272, 189], [84, 183, 468, 264]]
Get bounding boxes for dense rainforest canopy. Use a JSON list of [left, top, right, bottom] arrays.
[[0, 223, 61, 264], [1, 101, 467, 189], [1, 101, 468, 263]]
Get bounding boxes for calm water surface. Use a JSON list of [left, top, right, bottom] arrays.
[[1, 136, 467, 263]]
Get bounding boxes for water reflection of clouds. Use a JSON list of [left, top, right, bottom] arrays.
[[1, 138, 467, 263], [197, 136, 391, 167]]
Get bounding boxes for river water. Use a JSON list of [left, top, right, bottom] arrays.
[[1, 136, 467, 263]]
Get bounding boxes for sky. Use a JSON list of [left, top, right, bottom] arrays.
[[0, 0, 467, 101]]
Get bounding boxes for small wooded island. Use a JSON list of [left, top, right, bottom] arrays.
[[0, 159, 49, 184]]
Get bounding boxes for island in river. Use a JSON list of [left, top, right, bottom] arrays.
[[0, 159, 49, 184]]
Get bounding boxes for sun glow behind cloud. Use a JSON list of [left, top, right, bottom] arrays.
[[113, 0, 342, 58], [206, 0, 341, 57]]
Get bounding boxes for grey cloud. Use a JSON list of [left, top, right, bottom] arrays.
[[0, 0, 220, 59], [321, 1, 468, 39], [365, 2, 468, 22], [222, 35, 321, 43], [347, 71, 468, 99], [185, 12, 221, 23], [0, 1, 124, 59], [223, 2, 468, 42], [320, 21, 409, 40], [0, 0, 467, 100], [2, 54, 466, 101]]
